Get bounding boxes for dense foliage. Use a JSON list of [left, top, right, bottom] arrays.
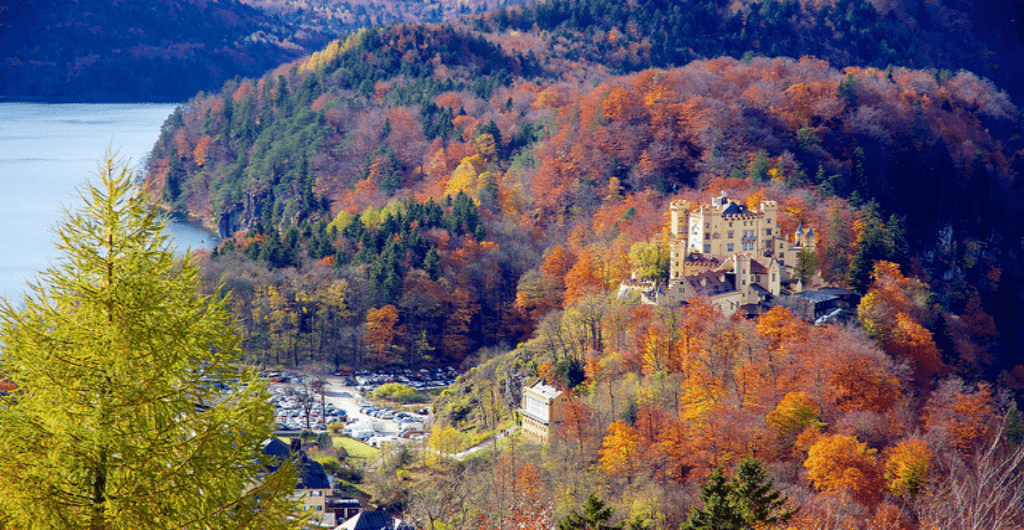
[[0, 155, 302, 529], [241, 0, 534, 35], [146, 17, 1024, 379], [0, 0, 328, 101], [9, 0, 1024, 527], [420, 268, 1024, 529]]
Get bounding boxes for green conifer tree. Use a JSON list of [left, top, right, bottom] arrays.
[[0, 154, 303, 530], [681, 458, 797, 530], [557, 493, 622, 530]]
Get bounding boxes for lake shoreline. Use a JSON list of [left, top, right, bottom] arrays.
[[0, 102, 214, 301]]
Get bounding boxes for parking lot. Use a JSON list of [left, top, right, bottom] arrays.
[[267, 367, 460, 445]]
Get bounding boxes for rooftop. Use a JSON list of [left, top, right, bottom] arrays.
[[526, 379, 563, 400]]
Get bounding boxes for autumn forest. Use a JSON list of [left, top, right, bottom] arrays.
[[17, 0, 1024, 527]]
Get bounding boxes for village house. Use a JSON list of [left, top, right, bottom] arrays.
[[520, 379, 568, 445], [261, 438, 333, 524]]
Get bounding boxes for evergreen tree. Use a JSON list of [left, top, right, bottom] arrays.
[[423, 246, 441, 280], [680, 467, 745, 530], [681, 458, 797, 530], [730, 458, 798, 528], [557, 493, 622, 530], [0, 154, 302, 529]]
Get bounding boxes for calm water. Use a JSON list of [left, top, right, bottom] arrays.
[[0, 102, 219, 303]]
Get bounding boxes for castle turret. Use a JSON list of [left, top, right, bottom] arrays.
[[670, 200, 689, 237]]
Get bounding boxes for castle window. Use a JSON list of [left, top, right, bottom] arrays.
[[704, 244, 711, 253], [727, 243, 734, 251], [766, 228, 772, 236], [727, 231, 733, 239]]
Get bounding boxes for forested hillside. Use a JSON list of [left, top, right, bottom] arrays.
[[0, 0, 325, 101], [146, 10, 1024, 372], [241, 0, 534, 33], [134, 0, 1024, 527]]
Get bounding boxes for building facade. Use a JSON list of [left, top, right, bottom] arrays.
[[520, 380, 567, 445], [658, 191, 816, 315]]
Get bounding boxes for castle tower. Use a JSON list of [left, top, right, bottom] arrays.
[[669, 200, 690, 281], [670, 200, 689, 237]]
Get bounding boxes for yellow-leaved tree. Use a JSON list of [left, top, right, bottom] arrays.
[[0, 153, 303, 529]]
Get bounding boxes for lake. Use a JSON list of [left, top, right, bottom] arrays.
[[0, 102, 219, 303]]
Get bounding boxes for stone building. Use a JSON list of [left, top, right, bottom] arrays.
[[656, 191, 817, 315], [520, 379, 567, 445]]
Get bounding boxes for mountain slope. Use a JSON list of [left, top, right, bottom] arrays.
[[143, 8, 1024, 375], [0, 0, 328, 101]]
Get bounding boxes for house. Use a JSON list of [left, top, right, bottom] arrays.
[[786, 287, 860, 324], [261, 438, 332, 523], [335, 510, 409, 530], [326, 496, 362, 526], [520, 379, 568, 445]]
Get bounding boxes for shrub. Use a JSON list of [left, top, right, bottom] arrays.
[[369, 383, 426, 403]]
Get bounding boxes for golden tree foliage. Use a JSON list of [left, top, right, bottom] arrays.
[[192, 134, 212, 167], [767, 391, 819, 438], [804, 434, 885, 507], [365, 304, 402, 363], [598, 421, 642, 483], [444, 154, 487, 198], [883, 439, 931, 497]]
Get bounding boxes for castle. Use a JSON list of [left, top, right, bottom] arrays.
[[654, 191, 818, 315]]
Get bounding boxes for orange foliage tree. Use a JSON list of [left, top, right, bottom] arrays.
[[923, 378, 995, 452], [804, 434, 885, 507], [858, 261, 943, 388], [598, 421, 641, 484], [365, 304, 403, 364]]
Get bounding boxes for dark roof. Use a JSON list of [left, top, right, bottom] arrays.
[[260, 438, 291, 473], [750, 283, 772, 296], [793, 290, 839, 303], [298, 457, 330, 490], [260, 438, 330, 490], [340, 510, 397, 530], [721, 202, 745, 215], [817, 286, 857, 297], [737, 303, 766, 318], [684, 271, 735, 297]]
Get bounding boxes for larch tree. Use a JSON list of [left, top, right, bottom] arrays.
[[0, 154, 302, 530]]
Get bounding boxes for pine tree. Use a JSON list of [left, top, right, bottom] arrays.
[[730, 458, 798, 528], [681, 458, 797, 530], [0, 154, 303, 530], [557, 493, 622, 530], [680, 467, 745, 530]]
